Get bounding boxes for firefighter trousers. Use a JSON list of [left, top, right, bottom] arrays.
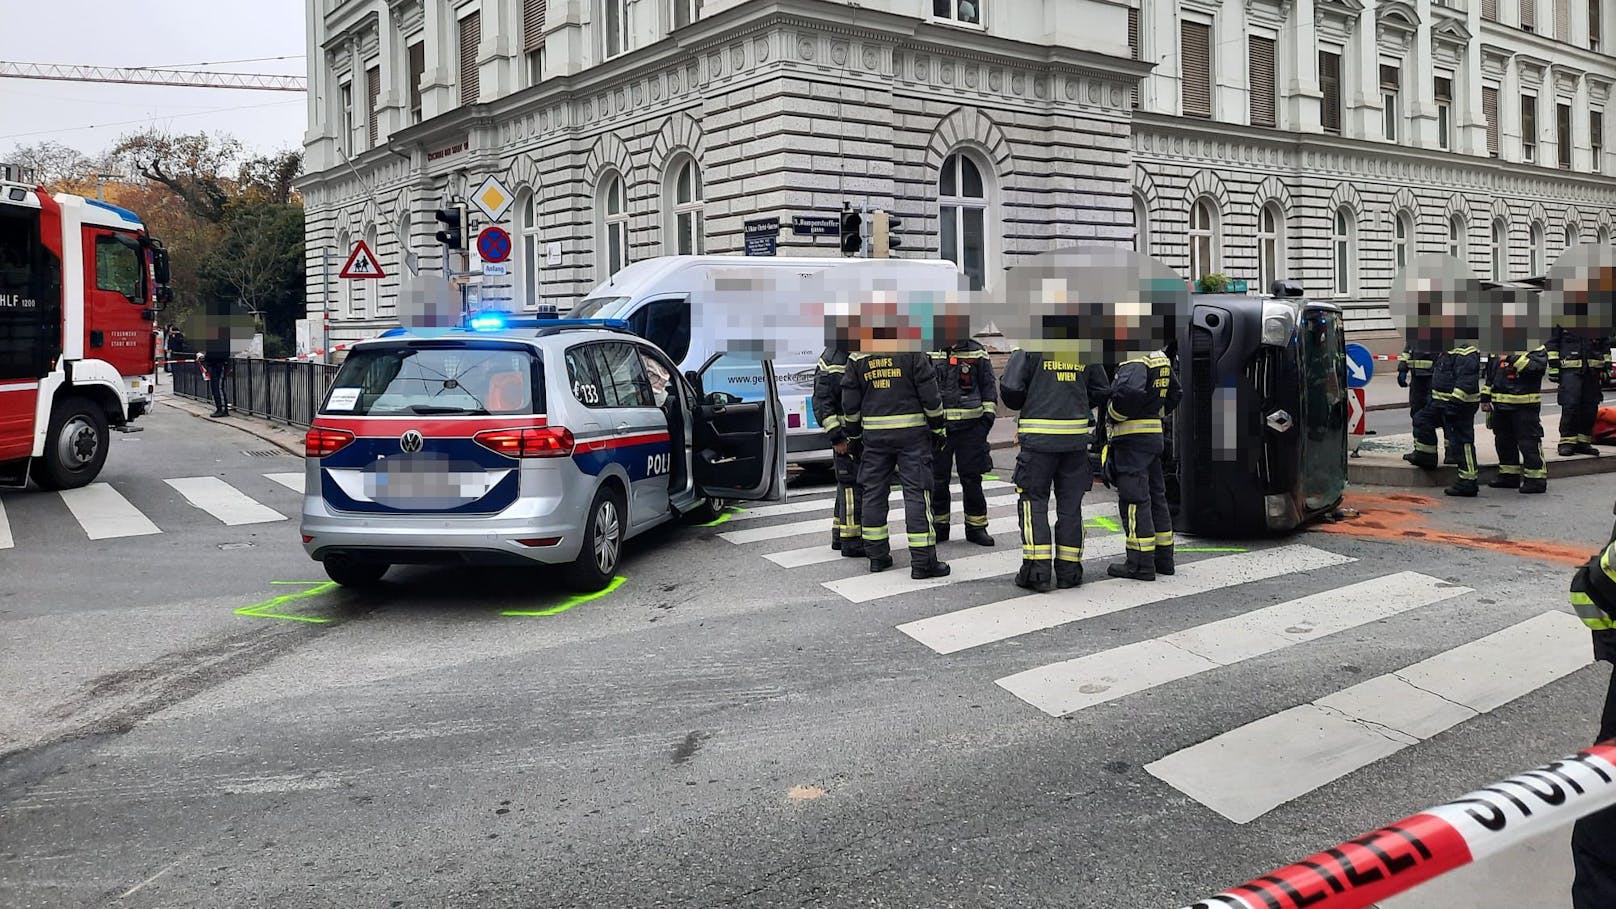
[[1111, 435, 1173, 572], [1410, 397, 1448, 460], [1560, 372, 1605, 447], [934, 419, 991, 531], [1444, 400, 1480, 482], [858, 431, 937, 561], [1490, 406, 1547, 482], [1572, 665, 1616, 909], [1012, 446, 1089, 583], [831, 449, 864, 545], [1408, 376, 1432, 425]]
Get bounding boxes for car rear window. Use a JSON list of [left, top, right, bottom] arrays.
[[321, 344, 544, 416]]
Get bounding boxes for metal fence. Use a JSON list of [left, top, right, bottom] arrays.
[[172, 357, 340, 429]]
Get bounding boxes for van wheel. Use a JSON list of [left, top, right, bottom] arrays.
[[323, 556, 389, 588], [34, 397, 109, 490], [567, 486, 624, 592]]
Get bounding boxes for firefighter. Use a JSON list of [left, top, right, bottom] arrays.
[[1398, 344, 1442, 468], [1551, 325, 1609, 456], [999, 346, 1108, 591], [1568, 501, 1616, 908], [1412, 341, 1482, 494], [1103, 341, 1182, 581], [1481, 343, 1549, 494], [812, 347, 863, 557], [842, 341, 951, 579], [928, 324, 998, 547]]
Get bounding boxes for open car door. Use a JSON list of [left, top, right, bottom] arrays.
[[689, 352, 786, 502]]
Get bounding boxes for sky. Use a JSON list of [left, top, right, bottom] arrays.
[[1, 0, 308, 160]]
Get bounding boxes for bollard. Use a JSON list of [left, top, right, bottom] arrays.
[[1178, 741, 1616, 909]]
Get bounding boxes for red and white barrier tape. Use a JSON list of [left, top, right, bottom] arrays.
[[1179, 741, 1616, 909]]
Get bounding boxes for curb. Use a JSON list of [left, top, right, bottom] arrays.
[[1349, 450, 1616, 486], [159, 397, 306, 458]]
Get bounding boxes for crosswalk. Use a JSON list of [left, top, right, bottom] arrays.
[[0, 472, 305, 547], [719, 481, 1595, 825]]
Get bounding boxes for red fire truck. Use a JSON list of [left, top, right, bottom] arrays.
[[0, 175, 171, 489]]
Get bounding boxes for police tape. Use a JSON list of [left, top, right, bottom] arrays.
[[1179, 741, 1616, 909]]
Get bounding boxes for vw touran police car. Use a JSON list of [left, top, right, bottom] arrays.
[[299, 318, 785, 590]]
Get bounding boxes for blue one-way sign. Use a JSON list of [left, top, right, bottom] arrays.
[[1345, 343, 1374, 388]]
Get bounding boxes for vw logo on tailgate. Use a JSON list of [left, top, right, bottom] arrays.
[[400, 429, 424, 453]]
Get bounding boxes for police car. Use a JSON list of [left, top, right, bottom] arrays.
[[298, 316, 786, 590]]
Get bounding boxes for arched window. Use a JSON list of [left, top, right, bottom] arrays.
[[1257, 202, 1285, 293], [665, 156, 704, 256], [1601, 225, 1612, 246], [335, 229, 352, 318], [597, 171, 628, 278], [1492, 218, 1509, 281], [939, 151, 990, 291], [519, 190, 543, 309], [1188, 196, 1220, 281], [1530, 221, 1546, 275], [1393, 211, 1415, 273], [1332, 206, 1355, 295], [1447, 213, 1466, 259], [1567, 222, 1581, 249], [1133, 193, 1150, 255]]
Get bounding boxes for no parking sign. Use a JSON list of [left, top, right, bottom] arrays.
[[477, 227, 512, 264]]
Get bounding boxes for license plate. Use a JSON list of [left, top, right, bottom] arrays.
[[362, 455, 492, 507]]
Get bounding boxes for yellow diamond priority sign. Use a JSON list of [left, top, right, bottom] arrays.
[[471, 175, 514, 222]]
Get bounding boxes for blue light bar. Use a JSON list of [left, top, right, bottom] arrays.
[[456, 315, 632, 332], [468, 312, 508, 332]]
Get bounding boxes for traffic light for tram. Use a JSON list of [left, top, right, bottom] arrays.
[[840, 207, 864, 256], [435, 204, 466, 250], [873, 210, 904, 258]]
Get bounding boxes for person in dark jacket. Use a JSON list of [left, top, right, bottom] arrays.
[[1551, 326, 1609, 456], [201, 328, 232, 418], [1000, 347, 1108, 591], [812, 348, 864, 557], [1568, 502, 1616, 908], [928, 326, 998, 547], [1481, 344, 1549, 493], [1398, 345, 1438, 451], [1103, 344, 1182, 581], [1432, 342, 1482, 495]]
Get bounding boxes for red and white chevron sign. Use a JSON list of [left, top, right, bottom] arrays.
[[1179, 742, 1616, 909]]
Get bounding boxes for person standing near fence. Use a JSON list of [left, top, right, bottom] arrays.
[[202, 326, 232, 418]]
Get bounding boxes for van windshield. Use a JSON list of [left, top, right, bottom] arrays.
[[572, 295, 629, 319], [322, 345, 544, 417]]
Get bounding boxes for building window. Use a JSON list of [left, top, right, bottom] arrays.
[[1250, 36, 1277, 128], [1595, 110, 1606, 173], [1435, 77, 1453, 151], [1493, 219, 1508, 280], [1559, 101, 1574, 169], [674, 0, 701, 28], [1381, 65, 1401, 142], [604, 0, 628, 58], [520, 191, 543, 309], [1133, 193, 1150, 254], [365, 64, 380, 149], [1332, 207, 1354, 295], [1522, 94, 1538, 163], [1523, 0, 1538, 29], [1129, 8, 1141, 108], [1601, 225, 1612, 245], [1594, 0, 1603, 50], [1394, 211, 1415, 272], [1448, 213, 1467, 259], [933, 0, 981, 24], [1189, 196, 1220, 281], [1558, 0, 1572, 39], [1181, 21, 1213, 118], [459, 9, 481, 105], [1258, 202, 1284, 293], [1320, 50, 1343, 135], [524, 0, 547, 84], [666, 157, 704, 255], [1483, 0, 1498, 19], [407, 41, 424, 123], [339, 80, 354, 156], [1567, 222, 1581, 248], [1484, 85, 1500, 157], [1530, 221, 1546, 274], [939, 152, 990, 291], [598, 171, 628, 278]]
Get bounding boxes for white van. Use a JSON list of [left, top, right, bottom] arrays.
[[572, 256, 966, 467]]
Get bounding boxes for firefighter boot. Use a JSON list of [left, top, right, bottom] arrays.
[[1014, 560, 1054, 593], [1560, 443, 1578, 456], [1487, 474, 1521, 489], [910, 548, 951, 580], [1444, 478, 1479, 497], [1107, 562, 1156, 582], [1576, 442, 1603, 456], [840, 538, 866, 558], [869, 554, 895, 573], [933, 523, 951, 544], [965, 526, 994, 546], [1154, 545, 1176, 577], [1055, 562, 1083, 590], [1403, 452, 1439, 470], [832, 531, 843, 551], [1521, 477, 1548, 494]]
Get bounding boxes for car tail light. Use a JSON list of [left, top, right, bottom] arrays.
[[516, 537, 562, 547], [474, 426, 575, 458], [305, 428, 354, 458]]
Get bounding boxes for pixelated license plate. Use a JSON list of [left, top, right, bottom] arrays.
[[362, 454, 495, 508]]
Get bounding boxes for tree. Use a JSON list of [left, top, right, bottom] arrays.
[[6, 141, 93, 188], [200, 201, 304, 342], [110, 130, 244, 224]]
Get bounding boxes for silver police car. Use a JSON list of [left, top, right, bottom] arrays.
[[299, 318, 786, 590]]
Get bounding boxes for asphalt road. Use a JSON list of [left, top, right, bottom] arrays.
[[2, 404, 1613, 908]]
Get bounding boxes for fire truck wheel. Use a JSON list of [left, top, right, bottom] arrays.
[[34, 397, 109, 491], [322, 555, 389, 588]]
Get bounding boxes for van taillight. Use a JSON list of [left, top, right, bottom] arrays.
[[305, 428, 355, 458], [474, 426, 575, 458]]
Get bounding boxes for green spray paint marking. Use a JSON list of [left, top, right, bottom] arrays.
[[235, 581, 339, 623], [696, 506, 745, 527], [1085, 515, 1122, 533], [983, 473, 1001, 481], [1178, 546, 1249, 553], [502, 575, 628, 617]]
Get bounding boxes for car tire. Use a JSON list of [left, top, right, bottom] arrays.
[[323, 555, 389, 588], [33, 397, 109, 491], [567, 485, 625, 592], [683, 496, 726, 525]]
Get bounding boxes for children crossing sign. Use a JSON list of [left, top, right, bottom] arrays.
[[339, 240, 386, 279]]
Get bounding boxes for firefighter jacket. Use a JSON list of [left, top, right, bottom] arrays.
[[927, 340, 999, 427], [1398, 347, 1438, 380], [1105, 351, 1181, 439], [1548, 328, 1610, 382], [1480, 347, 1548, 410], [1430, 346, 1482, 404], [812, 349, 853, 444], [999, 349, 1109, 453], [1570, 515, 1616, 663], [841, 351, 946, 440]]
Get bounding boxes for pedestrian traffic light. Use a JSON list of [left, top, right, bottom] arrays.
[[435, 204, 466, 250], [873, 210, 904, 258], [840, 208, 863, 256]]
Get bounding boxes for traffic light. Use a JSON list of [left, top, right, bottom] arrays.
[[435, 204, 466, 249], [873, 210, 904, 258], [840, 207, 863, 256]]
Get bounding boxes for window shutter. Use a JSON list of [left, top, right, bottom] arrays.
[[366, 65, 380, 147], [1128, 8, 1140, 107], [1181, 21, 1212, 118], [1380, 64, 1400, 89], [1483, 0, 1498, 18], [1484, 86, 1500, 157], [524, 0, 546, 52], [459, 10, 481, 105], [1249, 36, 1276, 127], [1523, 0, 1537, 29], [1320, 51, 1342, 134], [1593, 0, 1603, 48], [1557, 0, 1572, 38], [407, 42, 424, 118], [1594, 110, 1605, 148]]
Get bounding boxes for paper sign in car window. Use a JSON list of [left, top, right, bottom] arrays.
[[327, 388, 361, 411]]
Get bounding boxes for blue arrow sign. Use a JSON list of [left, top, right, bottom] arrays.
[[1345, 343, 1374, 388]]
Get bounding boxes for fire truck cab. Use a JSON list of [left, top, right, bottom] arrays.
[[0, 177, 171, 490]]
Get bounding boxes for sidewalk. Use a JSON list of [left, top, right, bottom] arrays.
[[159, 392, 306, 456], [1350, 408, 1616, 486]]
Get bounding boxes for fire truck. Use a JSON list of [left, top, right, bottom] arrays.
[[0, 175, 171, 489]]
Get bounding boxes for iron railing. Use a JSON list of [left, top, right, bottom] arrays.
[[172, 358, 340, 428]]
